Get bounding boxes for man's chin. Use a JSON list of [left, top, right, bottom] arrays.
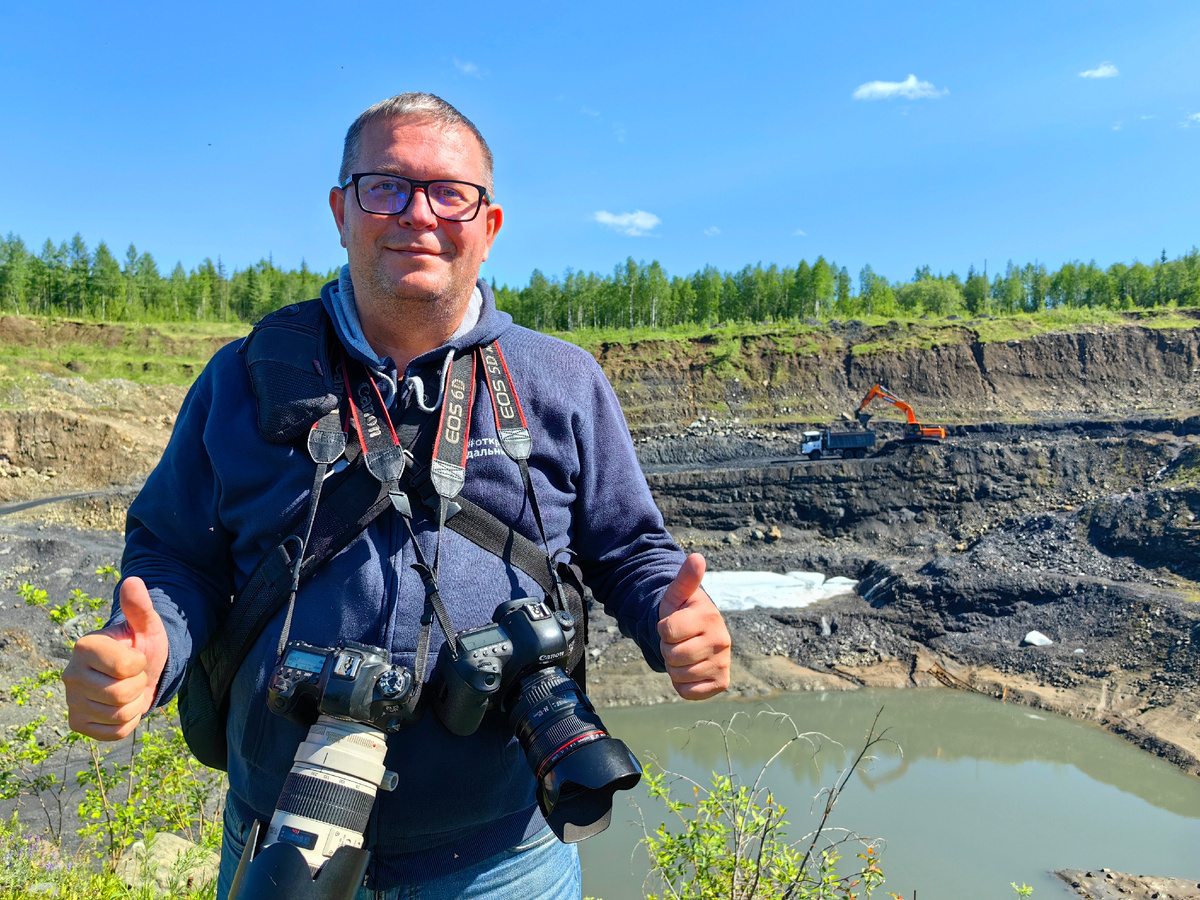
[[376, 274, 447, 304], [357, 263, 473, 309]]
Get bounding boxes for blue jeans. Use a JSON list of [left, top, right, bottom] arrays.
[[216, 796, 581, 900]]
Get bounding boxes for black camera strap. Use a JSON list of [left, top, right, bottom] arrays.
[[425, 342, 568, 614], [343, 353, 410, 518], [477, 343, 547, 547], [274, 408, 347, 659], [428, 350, 477, 571], [341, 357, 460, 710]]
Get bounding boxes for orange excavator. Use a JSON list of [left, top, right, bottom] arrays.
[[854, 384, 947, 442]]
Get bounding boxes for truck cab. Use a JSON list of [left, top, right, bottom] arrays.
[[801, 431, 824, 459]]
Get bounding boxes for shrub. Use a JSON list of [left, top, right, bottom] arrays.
[[640, 709, 896, 900]]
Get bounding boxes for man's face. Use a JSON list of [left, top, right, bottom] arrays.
[[330, 116, 502, 310]]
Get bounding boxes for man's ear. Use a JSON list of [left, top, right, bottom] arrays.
[[480, 202, 503, 263], [329, 187, 349, 249]]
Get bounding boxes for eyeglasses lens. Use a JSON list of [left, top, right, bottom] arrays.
[[356, 175, 482, 221]]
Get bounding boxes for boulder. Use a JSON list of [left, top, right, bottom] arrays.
[[115, 833, 220, 897]]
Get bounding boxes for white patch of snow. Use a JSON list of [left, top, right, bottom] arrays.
[[701, 571, 858, 612]]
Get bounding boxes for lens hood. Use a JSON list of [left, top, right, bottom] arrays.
[[538, 736, 642, 843], [228, 819, 370, 900]]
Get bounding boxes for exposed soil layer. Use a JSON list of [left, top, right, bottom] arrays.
[[646, 418, 1198, 551], [600, 319, 1200, 431]]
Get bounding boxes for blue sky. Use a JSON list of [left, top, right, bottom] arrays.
[[2, 1, 1197, 288]]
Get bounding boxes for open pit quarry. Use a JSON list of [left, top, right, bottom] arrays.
[[587, 318, 1200, 782]]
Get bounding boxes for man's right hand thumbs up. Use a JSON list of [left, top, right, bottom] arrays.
[[63, 577, 168, 740]]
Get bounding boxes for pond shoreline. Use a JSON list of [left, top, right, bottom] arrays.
[[586, 557, 1200, 780]]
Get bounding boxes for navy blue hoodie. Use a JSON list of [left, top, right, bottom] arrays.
[[114, 275, 683, 887]]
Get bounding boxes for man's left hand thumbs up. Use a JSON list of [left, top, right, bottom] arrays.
[[657, 553, 731, 700]]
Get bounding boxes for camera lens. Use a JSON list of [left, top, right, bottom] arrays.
[[263, 716, 395, 873], [508, 669, 641, 843]]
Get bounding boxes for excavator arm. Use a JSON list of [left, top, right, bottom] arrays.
[[854, 384, 946, 441], [855, 384, 919, 425]]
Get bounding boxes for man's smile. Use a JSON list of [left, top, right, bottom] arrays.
[[385, 245, 446, 256]]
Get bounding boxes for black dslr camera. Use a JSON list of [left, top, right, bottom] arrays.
[[228, 642, 417, 900], [268, 640, 416, 733], [431, 598, 642, 843]]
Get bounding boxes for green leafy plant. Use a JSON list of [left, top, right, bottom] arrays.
[[94, 565, 120, 584], [641, 709, 894, 900], [45, 589, 108, 650], [15, 584, 47, 608], [0, 815, 219, 898], [0, 577, 226, 896], [0, 718, 87, 841], [76, 701, 225, 862], [7, 670, 62, 707]]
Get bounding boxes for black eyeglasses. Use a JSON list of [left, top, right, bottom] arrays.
[[340, 173, 492, 222]]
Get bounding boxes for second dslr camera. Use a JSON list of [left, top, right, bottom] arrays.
[[431, 597, 642, 842]]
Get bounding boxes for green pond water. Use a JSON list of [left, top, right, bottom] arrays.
[[578, 689, 1200, 899]]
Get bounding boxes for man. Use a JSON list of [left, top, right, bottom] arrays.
[[62, 93, 731, 899]]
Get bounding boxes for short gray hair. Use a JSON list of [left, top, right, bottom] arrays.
[[338, 92, 494, 193]]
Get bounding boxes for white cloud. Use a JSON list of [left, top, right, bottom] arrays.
[[453, 58, 481, 78], [613, 123, 626, 142], [1079, 62, 1119, 79], [792, 229, 807, 237], [594, 210, 661, 236], [580, 106, 601, 117], [1113, 121, 1123, 131], [704, 226, 720, 237], [1141, 115, 1155, 120], [1181, 113, 1200, 128], [852, 74, 947, 101]]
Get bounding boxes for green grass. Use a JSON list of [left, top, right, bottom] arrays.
[[0, 307, 1197, 389], [971, 308, 1125, 343], [0, 318, 249, 386], [1162, 447, 1200, 487], [1128, 310, 1200, 330], [0, 349, 212, 385], [556, 307, 1200, 359]]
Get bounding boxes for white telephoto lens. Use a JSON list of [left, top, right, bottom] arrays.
[[263, 716, 392, 872]]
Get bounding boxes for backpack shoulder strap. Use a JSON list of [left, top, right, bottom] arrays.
[[438, 492, 589, 683], [198, 455, 390, 711], [238, 298, 340, 444]]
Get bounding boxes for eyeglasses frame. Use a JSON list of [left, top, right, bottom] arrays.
[[339, 172, 493, 223]]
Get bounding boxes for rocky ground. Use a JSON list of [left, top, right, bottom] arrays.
[[589, 417, 1200, 778], [1057, 869, 1200, 900]]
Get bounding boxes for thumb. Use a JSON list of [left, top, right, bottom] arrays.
[[118, 577, 163, 647], [659, 553, 707, 621], [118, 577, 169, 705], [117, 578, 168, 692]]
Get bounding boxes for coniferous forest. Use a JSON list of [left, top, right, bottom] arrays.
[[1, 231, 1198, 328]]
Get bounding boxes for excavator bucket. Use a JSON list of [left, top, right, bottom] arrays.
[[857, 412, 873, 427]]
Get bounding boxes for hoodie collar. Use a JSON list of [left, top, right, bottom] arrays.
[[320, 265, 512, 375]]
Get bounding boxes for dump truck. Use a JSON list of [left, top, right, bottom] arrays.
[[801, 428, 876, 460]]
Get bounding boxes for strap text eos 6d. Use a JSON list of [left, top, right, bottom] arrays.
[[479, 343, 521, 427]]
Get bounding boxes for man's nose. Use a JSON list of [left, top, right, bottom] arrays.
[[399, 186, 439, 227]]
